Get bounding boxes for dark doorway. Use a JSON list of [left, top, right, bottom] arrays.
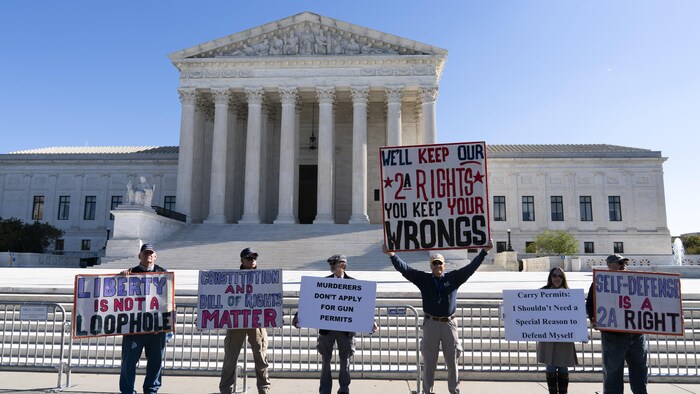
[[298, 165, 317, 224]]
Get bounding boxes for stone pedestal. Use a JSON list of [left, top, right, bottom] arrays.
[[105, 205, 185, 258]]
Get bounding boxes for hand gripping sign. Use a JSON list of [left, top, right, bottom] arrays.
[[380, 142, 490, 251], [591, 270, 683, 335], [73, 272, 175, 339]]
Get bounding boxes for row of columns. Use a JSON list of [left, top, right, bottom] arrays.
[[176, 84, 439, 224]]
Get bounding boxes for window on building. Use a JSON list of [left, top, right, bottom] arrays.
[[522, 196, 535, 221], [609, 196, 622, 221], [32, 195, 45, 220], [525, 241, 535, 251], [57, 196, 70, 220], [84, 196, 96, 220], [81, 239, 91, 251], [164, 196, 176, 211], [110, 195, 123, 220], [550, 196, 564, 221], [55, 239, 64, 254], [584, 242, 595, 254], [580, 196, 593, 221], [496, 241, 507, 253], [614, 242, 624, 254], [493, 196, 506, 221]]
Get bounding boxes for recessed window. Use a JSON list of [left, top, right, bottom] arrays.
[[32, 196, 45, 220], [55, 239, 64, 254], [81, 239, 91, 251], [613, 242, 624, 254], [609, 196, 622, 221], [584, 242, 595, 254], [110, 195, 123, 220], [493, 196, 506, 221], [84, 196, 96, 220], [550, 196, 564, 221], [496, 241, 507, 253], [580, 196, 593, 221], [522, 196, 535, 221], [57, 196, 70, 220], [164, 196, 176, 211]]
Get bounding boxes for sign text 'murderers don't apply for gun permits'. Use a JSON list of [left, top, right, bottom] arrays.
[[380, 142, 490, 251]]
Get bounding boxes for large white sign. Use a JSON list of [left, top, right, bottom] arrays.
[[197, 269, 283, 330], [503, 289, 588, 342], [73, 273, 175, 339], [380, 142, 490, 252], [297, 276, 377, 334], [591, 270, 683, 335]]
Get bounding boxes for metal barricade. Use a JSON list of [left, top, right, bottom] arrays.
[[0, 301, 70, 392]]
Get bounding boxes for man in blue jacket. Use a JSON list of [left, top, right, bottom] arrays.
[[383, 240, 492, 394]]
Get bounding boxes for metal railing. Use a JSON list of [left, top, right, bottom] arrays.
[[2, 300, 698, 386], [0, 301, 70, 392], [151, 205, 187, 222]]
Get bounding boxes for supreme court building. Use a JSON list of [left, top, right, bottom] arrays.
[[0, 12, 672, 257]]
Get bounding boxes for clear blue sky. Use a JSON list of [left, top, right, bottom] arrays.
[[0, 1, 697, 236]]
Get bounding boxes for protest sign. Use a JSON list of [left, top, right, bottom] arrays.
[[73, 272, 174, 339], [197, 269, 283, 330], [297, 276, 377, 333], [592, 270, 683, 335], [380, 142, 490, 251], [503, 289, 588, 342]]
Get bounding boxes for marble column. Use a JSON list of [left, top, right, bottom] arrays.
[[419, 85, 439, 144], [293, 103, 302, 220], [175, 88, 197, 219], [314, 86, 336, 224], [205, 87, 231, 223], [274, 86, 298, 223], [239, 87, 265, 224], [349, 86, 370, 224], [385, 86, 404, 146]]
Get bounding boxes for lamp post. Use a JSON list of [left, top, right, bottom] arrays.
[[507, 229, 513, 251]]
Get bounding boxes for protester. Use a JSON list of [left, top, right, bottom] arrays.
[[119, 243, 168, 394], [293, 254, 378, 394], [586, 254, 648, 394], [219, 247, 271, 394], [537, 266, 578, 394], [383, 240, 493, 394]]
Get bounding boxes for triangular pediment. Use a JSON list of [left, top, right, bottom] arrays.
[[168, 12, 447, 60]]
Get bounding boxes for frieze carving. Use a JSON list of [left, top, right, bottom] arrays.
[[180, 65, 438, 80], [198, 22, 429, 59]]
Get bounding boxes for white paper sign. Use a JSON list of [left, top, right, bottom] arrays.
[[380, 142, 490, 252], [197, 269, 284, 330], [298, 276, 377, 333], [592, 270, 683, 335], [503, 289, 588, 342]]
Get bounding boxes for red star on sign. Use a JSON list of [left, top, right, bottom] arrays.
[[473, 171, 485, 183], [383, 176, 394, 188]]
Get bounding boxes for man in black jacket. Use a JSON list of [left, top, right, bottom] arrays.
[[119, 243, 167, 394], [293, 254, 377, 394]]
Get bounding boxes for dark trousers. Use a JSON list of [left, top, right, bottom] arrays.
[[119, 332, 166, 394]]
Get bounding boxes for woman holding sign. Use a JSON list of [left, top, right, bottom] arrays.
[[537, 267, 577, 394]]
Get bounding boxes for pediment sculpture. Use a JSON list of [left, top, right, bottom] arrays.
[[202, 22, 428, 58]]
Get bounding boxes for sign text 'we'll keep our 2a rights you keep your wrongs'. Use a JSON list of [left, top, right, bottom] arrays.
[[380, 142, 490, 251]]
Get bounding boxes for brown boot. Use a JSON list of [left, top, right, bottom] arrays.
[[546, 372, 558, 394], [557, 372, 569, 394]]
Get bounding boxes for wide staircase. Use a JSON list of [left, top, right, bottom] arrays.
[[99, 224, 500, 271]]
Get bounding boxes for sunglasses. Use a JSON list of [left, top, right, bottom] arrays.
[[431, 261, 444, 266]]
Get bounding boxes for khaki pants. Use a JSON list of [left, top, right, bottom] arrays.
[[420, 319, 462, 394], [219, 328, 270, 394]]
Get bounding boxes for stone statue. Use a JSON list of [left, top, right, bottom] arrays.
[[270, 35, 284, 55], [126, 176, 155, 207], [315, 30, 328, 54], [300, 26, 314, 55], [284, 31, 299, 55]]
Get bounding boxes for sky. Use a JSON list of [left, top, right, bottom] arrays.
[[0, 1, 697, 236]]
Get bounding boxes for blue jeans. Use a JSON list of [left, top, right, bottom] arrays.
[[601, 332, 648, 394], [120, 332, 166, 394], [545, 365, 568, 374]]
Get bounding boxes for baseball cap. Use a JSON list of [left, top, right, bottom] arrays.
[[327, 254, 347, 264], [606, 254, 629, 265], [240, 247, 259, 259], [430, 253, 445, 264], [140, 243, 156, 252]]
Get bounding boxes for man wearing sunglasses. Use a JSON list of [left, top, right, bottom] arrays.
[[219, 247, 271, 394], [383, 240, 493, 394], [293, 254, 378, 394], [586, 254, 648, 394]]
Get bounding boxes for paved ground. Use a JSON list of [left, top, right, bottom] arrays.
[[2, 371, 700, 394]]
